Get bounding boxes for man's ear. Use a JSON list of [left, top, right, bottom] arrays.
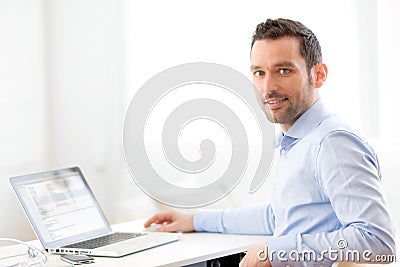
[[313, 63, 328, 88]]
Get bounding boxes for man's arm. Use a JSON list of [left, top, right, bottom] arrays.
[[267, 131, 396, 266], [193, 204, 275, 235], [144, 204, 276, 235]]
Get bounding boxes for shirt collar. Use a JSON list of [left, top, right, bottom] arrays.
[[274, 99, 330, 145]]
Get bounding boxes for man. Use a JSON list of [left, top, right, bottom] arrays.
[[144, 18, 396, 266]]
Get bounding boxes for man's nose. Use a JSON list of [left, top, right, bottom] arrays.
[[259, 73, 277, 97]]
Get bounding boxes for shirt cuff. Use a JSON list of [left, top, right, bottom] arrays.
[[193, 209, 223, 233]]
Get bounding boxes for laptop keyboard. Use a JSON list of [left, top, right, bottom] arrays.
[[64, 232, 146, 249]]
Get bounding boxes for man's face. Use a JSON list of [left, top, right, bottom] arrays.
[[250, 37, 318, 132]]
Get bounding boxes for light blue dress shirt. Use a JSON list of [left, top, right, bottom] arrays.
[[193, 99, 396, 266]]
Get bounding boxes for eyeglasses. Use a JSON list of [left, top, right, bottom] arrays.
[[0, 238, 46, 267]]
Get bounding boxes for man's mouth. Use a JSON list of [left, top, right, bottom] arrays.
[[265, 98, 288, 109]]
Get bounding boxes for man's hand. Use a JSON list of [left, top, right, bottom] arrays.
[[239, 244, 272, 267], [144, 210, 195, 233]]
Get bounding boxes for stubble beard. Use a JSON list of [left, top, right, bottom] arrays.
[[264, 83, 314, 126]]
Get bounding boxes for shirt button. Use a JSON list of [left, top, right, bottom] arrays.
[[281, 149, 286, 155]]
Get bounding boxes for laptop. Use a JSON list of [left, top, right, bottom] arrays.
[[9, 166, 181, 257]]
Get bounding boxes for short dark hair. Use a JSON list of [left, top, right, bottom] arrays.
[[251, 18, 322, 73]]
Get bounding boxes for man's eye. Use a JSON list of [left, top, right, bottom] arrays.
[[254, 70, 265, 77], [279, 69, 290, 75]]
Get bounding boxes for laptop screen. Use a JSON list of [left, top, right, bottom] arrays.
[[10, 167, 111, 249]]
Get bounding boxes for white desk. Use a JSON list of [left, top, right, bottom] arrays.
[[15, 219, 270, 267]]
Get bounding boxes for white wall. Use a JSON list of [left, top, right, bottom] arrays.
[[44, 0, 125, 222], [376, 0, 400, 230], [0, 0, 399, 244], [0, 0, 159, 241], [45, 0, 161, 228], [0, 0, 48, 240]]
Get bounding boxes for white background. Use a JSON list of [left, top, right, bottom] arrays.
[[0, 1, 399, 257]]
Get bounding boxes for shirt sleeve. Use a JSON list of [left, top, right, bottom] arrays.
[[267, 131, 396, 266], [193, 204, 275, 235]]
